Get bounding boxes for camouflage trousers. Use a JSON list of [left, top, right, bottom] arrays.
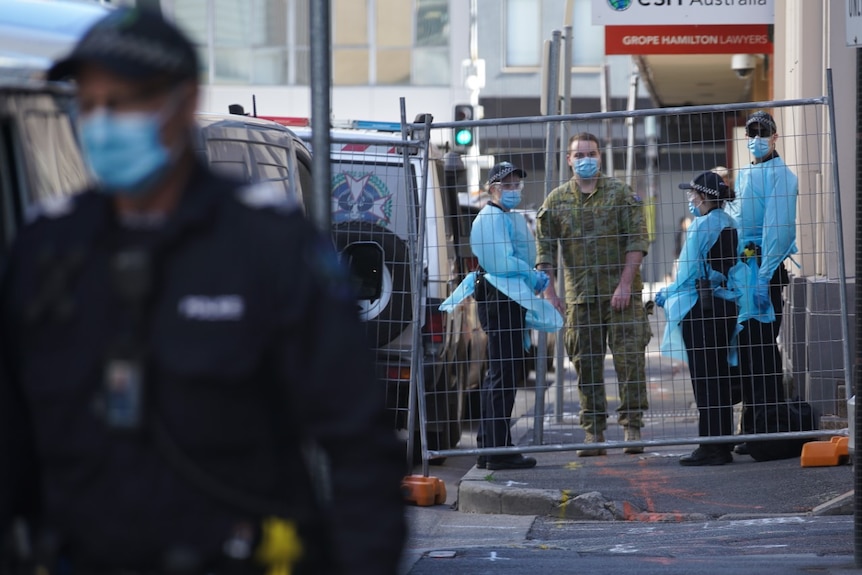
[[564, 296, 652, 434]]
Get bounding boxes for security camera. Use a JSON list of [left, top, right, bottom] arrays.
[[731, 54, 757, 80]]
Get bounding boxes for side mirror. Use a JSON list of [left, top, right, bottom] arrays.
[[342, 242, 384, 301]]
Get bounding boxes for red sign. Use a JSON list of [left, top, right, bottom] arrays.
[[605, 25, 773, 55]]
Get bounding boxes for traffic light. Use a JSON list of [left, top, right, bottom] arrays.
[[452, 104, 475, 152]]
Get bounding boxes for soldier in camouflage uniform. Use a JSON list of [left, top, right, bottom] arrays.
[[535, 132, 651, 456]]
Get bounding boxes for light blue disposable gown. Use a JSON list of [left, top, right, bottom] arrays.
[[725, 154, 799, 311], [440, 203, 563, 350], [659, 208, 768, 365]]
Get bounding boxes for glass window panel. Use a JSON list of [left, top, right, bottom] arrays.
[[334, 0, 368, 45], [252, 0, 287, 46], [294, 0, 310, 47], [252, 47, 287, 84], [506, 0, 540, 67], [214, 47, 252, 84], [334, 49, 370, 85], [572, 0, 603, 66], [412, 48, 448, 86], [415, 0, 448, 47], [215, 0, 250, 46], [376, 48, 411, 84], [173, 0, 209, 45], [293, 47, 310, 85], [195, 45, 210, 84], [377, 0, 411, 47]]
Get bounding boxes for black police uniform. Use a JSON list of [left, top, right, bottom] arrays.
[[0, 162, 405, 574]]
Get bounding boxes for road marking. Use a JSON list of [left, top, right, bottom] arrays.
[[485, 551, 511, 561]]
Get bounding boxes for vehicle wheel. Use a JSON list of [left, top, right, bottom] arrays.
[[331, 222, 412, 347]]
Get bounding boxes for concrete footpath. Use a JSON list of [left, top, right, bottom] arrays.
[[448, 302, 855, 522], [455, 442, 854, 520]]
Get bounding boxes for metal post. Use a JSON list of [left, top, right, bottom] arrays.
[[839, 59, 862, 565], [600, 63, 614, 175], [309, 0, 332, 234], [645, 115, 659, 284], [555, 24, 573, 424], [402, 102, 431, 475], [534, 30, 561, 445], [625, 62, 639, 188]]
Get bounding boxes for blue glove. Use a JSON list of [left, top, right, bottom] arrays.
[[754, 280, 770, 312], [532, 270, 550, 293], [654, 289, 666, 308]]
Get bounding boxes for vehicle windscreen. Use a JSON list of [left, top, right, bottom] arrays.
[[195, 119, 297, 201]]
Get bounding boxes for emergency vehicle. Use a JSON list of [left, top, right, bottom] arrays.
[[262, 115, 475, 455]]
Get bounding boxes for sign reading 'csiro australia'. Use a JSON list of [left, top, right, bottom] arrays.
[[591, 0, 774, 26]]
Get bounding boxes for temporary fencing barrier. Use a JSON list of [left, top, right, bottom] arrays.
[[413, 87, 849, 466]]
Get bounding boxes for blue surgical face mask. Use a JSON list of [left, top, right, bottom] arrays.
[[500, 190, 522, 209], [748, 136, 771, 159], [79, 108, 174, 195], [688, 201, 701, 217], [574, 157, 599, 178]]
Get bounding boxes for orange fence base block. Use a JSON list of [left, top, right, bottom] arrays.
[[401, 475, 447, 506], [800, 436, 850, 467]]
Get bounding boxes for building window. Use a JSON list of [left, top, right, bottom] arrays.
[[411, 0, 449, 86], [171, 0, 308, 86], [505, 0, 541, 69], [334, 0, 449, 86], [169, 0, 447, 87], [571, 0, 603, 67]]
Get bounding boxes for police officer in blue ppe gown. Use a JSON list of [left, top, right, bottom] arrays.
[[726, 110, 799, 461], [440, 162, 562, 471], [0, 8, 405, 574], [657, 172, 745, 466]]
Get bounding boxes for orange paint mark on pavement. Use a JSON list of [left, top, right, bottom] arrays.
[[596, 458, 764, 516]]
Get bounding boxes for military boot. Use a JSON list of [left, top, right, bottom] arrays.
[[623, 427, 644, 454], [577, 431, 607, 457]]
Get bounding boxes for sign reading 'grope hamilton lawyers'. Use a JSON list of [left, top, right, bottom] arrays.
[[592, 0, 774, 26], [606, 24, 773, 55]]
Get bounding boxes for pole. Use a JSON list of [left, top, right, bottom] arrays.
[[625, 62, 639, 188], [600, 63, 614, 175], [309, 0, 332, 234], [555, 21, 573, 424], [534, 30, 561, 445]]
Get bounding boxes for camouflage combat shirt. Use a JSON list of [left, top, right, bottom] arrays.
[[535, 175, 649, 303]]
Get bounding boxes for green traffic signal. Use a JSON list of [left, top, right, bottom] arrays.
[[454, 128, 473, 147]]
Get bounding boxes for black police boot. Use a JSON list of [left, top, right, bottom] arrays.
[[486, 454, 537, 470], [476, 456, 487, 469], [679, 445, 733, 466]]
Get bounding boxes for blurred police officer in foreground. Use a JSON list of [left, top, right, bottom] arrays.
[[0, 7, 405, 574]]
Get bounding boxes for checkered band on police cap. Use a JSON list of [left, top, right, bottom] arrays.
[[486, 162, 527, 185], [745, 110, 777, 136], [48, 7, 198, 82], [678, 171, 730, 200]]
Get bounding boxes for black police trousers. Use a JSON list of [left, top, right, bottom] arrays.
[[737, 265, 788, 436], [475, 278, 527, 450], [681, 297, 738, 444]]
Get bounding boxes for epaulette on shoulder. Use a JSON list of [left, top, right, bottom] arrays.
[[24, 195, 77, 223], [235, 182, 300, 214]]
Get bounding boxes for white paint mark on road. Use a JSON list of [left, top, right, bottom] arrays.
[[609, 544, 639, 554], [485, 551, 511, 561]]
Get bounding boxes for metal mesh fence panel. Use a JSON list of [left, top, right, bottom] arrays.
[[418, 97, 848, 464]]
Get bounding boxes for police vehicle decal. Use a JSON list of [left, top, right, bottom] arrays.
[[331, 172, 392, 228]]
